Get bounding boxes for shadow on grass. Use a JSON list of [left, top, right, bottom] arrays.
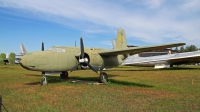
[[25, 82, 40, 85], [110, 66, 200, 72], [25, 74, 42, 77], [24, 75, 153, 88], [108, 79, 153, 88]]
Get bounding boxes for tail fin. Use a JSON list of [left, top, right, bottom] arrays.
[[20, 44, 28, 55], [114, 28, 127, 49]]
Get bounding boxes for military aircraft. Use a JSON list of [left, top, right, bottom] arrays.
[[20, 44, 28, 55], [20, 28, 185, 85], [122, 50, 200, 68]]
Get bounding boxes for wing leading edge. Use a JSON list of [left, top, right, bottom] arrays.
[[122, 50, 200, 65], [98, 43, 185, 56]]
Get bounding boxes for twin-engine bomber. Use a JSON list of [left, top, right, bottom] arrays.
[[20, 28, 185, 85]]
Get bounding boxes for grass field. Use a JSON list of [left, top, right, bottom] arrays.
[[0, 64, 200, 111]]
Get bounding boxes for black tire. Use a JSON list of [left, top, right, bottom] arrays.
[[99, 72, 108, 83], [60, 71, 69, 80]]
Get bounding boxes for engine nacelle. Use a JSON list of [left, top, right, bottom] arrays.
[[82, 52, 104, 67], [83, 51, 122, 68]]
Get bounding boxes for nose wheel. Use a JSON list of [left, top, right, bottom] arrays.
[[40, 76, 48, 86]]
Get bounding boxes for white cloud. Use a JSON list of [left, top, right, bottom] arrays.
[[100, 41, 112, 46], [180, 0, 200, 12], [0, 0, 200, 47], [144, 0, 164, 8]]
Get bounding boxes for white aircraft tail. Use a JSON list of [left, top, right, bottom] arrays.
[[20, 44, 28, 55]]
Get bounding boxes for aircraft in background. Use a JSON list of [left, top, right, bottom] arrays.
[[122, 50, 200, 68], [14, 44, 29, 64], [20, 28, 185, 85], [0, 44, 28, 64], [20, 44, 28, 55]]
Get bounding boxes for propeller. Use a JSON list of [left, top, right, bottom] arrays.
[[70, 37, 98, 73], [42, 42, 44, 51], [41, 41, 45, 75]]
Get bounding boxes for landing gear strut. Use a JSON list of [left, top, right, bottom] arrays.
[[40, 76, 47, 86], [60, 71, 69, 80]]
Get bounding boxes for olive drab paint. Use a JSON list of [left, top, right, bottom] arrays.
[[20, 28, 185, 84]]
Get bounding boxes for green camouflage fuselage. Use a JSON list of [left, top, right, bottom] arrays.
[[20, 46, 123, 72]]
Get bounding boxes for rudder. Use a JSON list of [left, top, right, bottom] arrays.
[[114, 28, 127, 49]]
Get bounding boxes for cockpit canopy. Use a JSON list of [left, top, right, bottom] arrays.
[[48, 46, 66, 52]]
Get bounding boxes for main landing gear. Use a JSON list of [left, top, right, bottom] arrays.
[[60, 71, 69, 80], [99, 72, 108, 83], [40, 70, 108, 86]]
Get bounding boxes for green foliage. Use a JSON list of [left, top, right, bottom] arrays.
[[0, 56, 3, 63], [179, 45, 198, 53], [8, 52, 16, 64], [174, 47, 179, 52], [1, 53, 6, 59], [184, 45, 198, 52], [0, 53, 6, 63], [180, 46, 185, 53]]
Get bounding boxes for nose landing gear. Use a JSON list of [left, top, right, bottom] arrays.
[[40, 76, 48, 85]]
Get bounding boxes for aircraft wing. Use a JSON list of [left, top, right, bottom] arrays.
[[122, 50, 200, 65], [98, 43, 185, 56], [166, 51, 200, 64]]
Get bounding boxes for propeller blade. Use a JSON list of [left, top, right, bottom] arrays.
[[80, 37, 85, 58], [70, 63, 80, 72], [88, 64, 98, 73], [42, 42, 44, 51]]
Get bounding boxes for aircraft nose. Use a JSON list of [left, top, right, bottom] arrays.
[[20, 55, 27, 68]]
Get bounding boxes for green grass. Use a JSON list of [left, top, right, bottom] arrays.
[[0, 64, 200, 111]]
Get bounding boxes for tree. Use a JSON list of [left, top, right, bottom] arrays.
[[0, 55, 3, 63], [8, 52, 16, 64], [1, 53, 6, 59], [179, 45, 198, 53], [180, 46, 185, 53], [184, 45, 198, 52], [174, 47, 179, 52], [0, 53, 6, 64]]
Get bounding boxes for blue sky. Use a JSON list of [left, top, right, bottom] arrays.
[[0, 0, 200, 54]]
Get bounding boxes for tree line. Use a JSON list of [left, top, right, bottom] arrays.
[[0, 53, 16, 64], [174, 45, 199, 53]]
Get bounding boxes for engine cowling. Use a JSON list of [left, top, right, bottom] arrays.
[[81, 51, 105, 68]]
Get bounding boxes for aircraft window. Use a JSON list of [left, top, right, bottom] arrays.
[[61, 48, 66, 52], [51, 48, 56, 52], [56, 48, 62, 52], [49, 47, 66, 52], [48, 48, 52, 51]]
